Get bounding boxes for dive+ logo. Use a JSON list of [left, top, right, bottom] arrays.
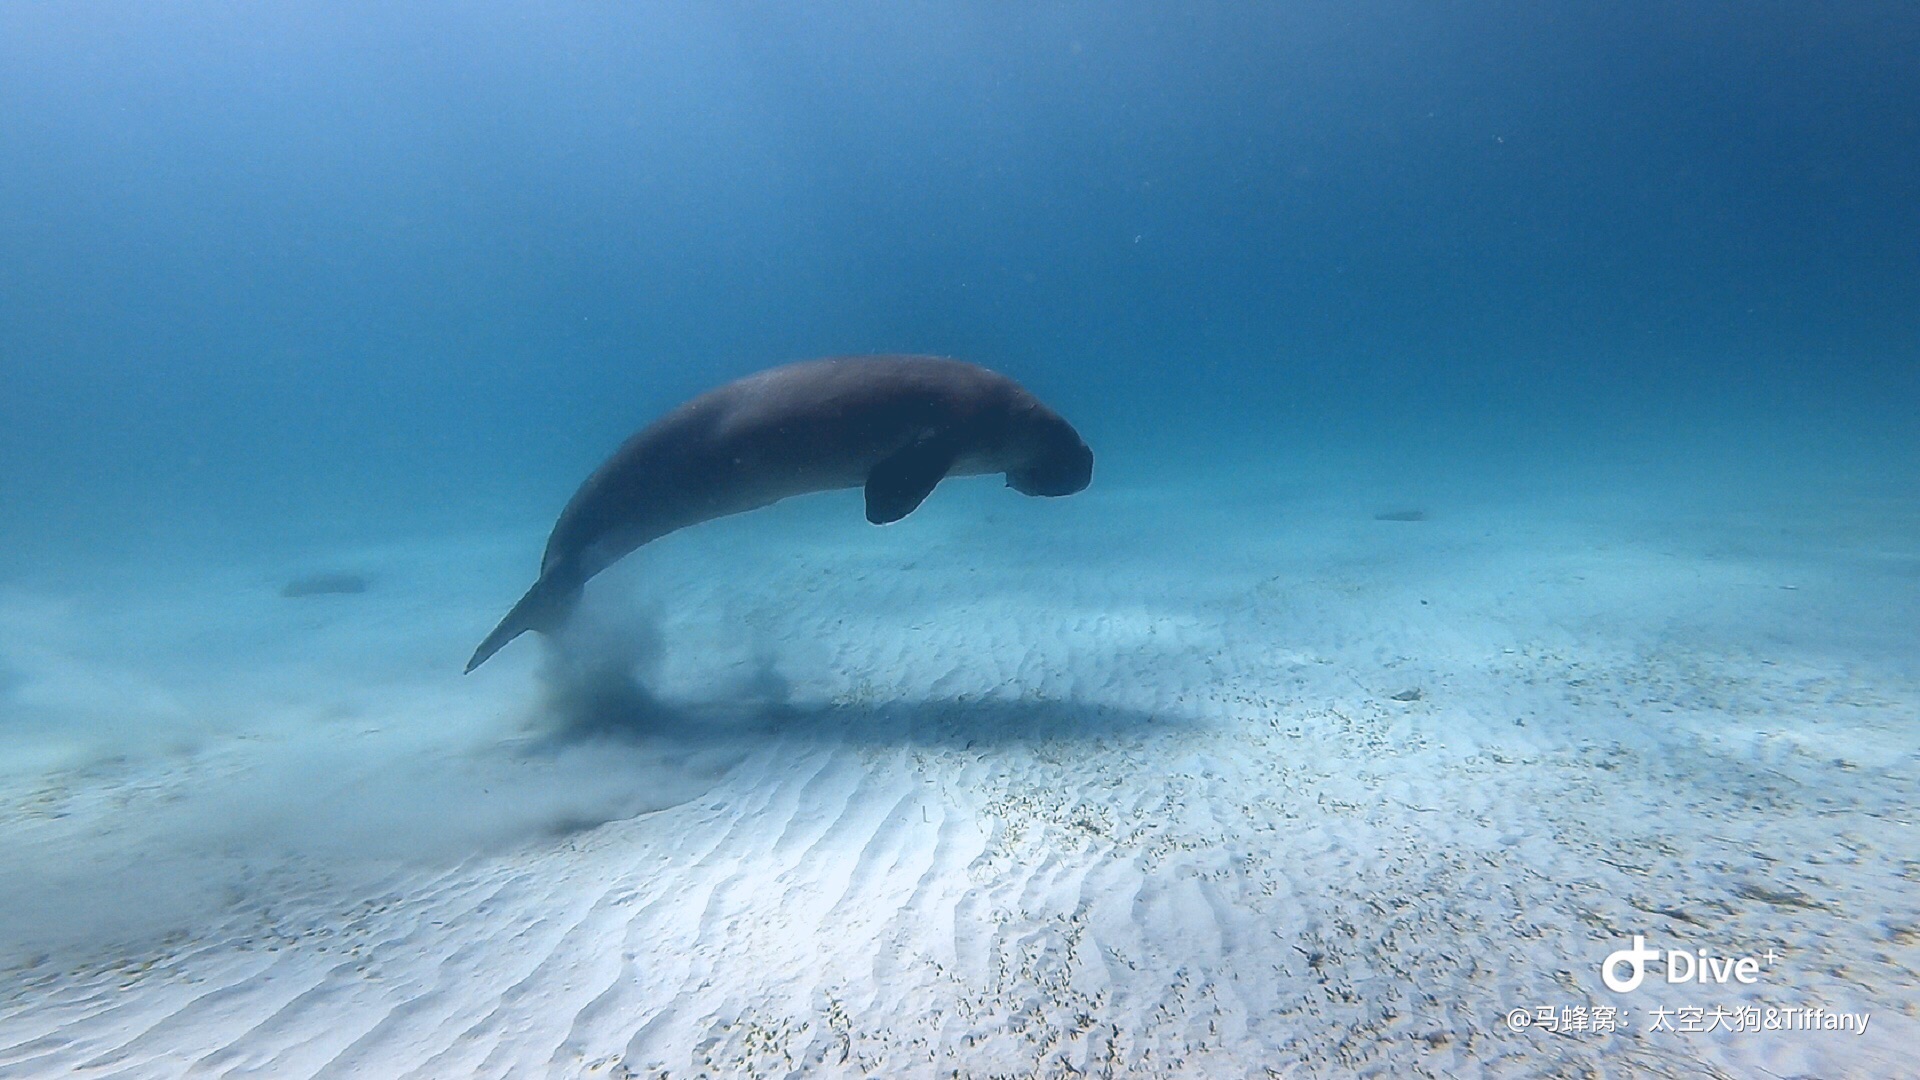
[[1602, 936, 1780, 993]]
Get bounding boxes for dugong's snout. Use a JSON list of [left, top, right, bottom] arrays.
[[1008, 432, 1093, 498]]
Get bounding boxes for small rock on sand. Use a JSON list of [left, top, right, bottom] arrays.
[[280, 573, 369, 598]]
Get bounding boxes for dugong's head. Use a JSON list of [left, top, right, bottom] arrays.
[[1006, 404, 1094, 498]]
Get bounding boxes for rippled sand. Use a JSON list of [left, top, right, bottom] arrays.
[[2, 473, 1915, 1077]]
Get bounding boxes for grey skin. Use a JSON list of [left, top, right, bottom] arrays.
[[466, 355, 1093, 672]]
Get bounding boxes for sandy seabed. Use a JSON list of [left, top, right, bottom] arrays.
[[1, 467, 1915, 1078]]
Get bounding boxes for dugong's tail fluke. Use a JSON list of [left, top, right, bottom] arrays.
[[465, 573, 582, 673]]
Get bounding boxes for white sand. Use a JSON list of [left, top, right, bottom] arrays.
[[1, 466, 1915, 1077]]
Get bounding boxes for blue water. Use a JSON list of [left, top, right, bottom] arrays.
[[2, 3, 1917, 1074], [5, 1, 1914, 572]]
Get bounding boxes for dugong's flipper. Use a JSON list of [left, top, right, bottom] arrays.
[[466, 573, 581, 673], [864, 433, 960, 524]]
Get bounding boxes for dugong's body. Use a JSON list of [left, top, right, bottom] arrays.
[[466, 355, 1093, 672]]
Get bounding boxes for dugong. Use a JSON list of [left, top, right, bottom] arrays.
[[466, 355, 1093, 672]]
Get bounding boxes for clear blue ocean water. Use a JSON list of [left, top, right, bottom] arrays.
[[2, 4, 1915, 1076], [6, 2, 1913, 569]]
